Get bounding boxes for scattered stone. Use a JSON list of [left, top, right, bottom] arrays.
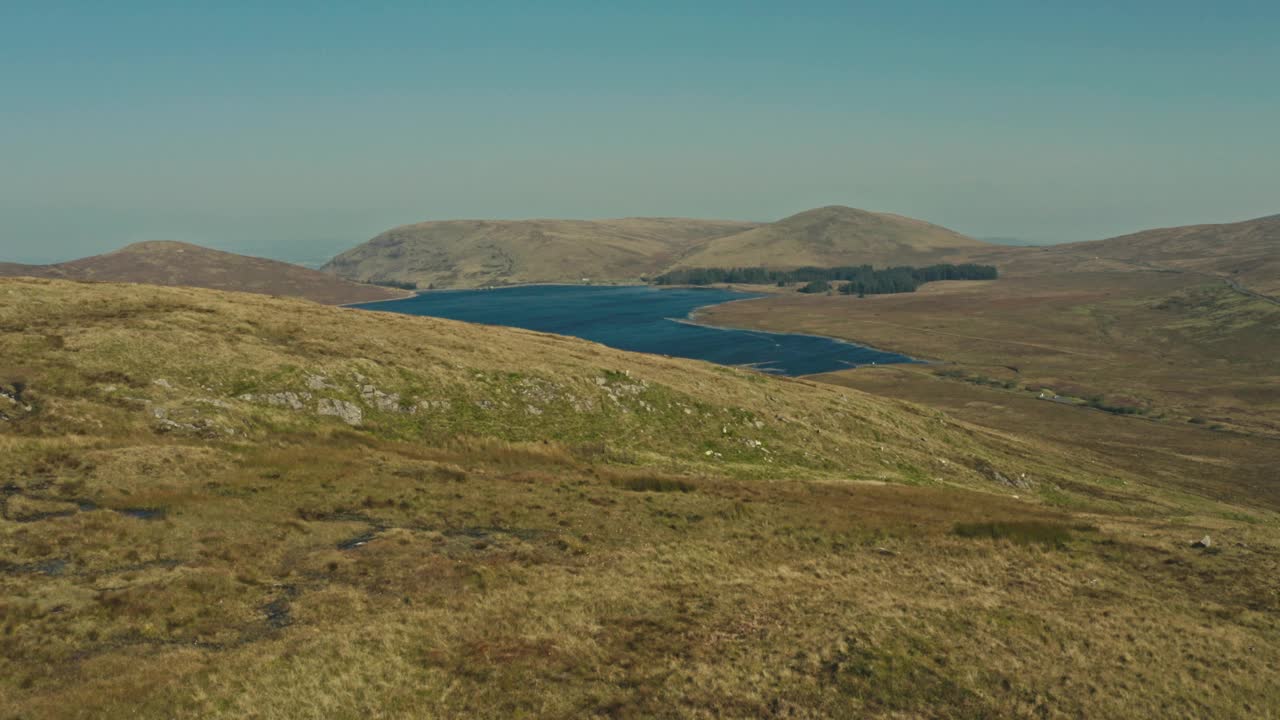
[[305, 374, 331, 390], [972, 458, 1033, 490], [525, 404, 543, 416], [361, 387, 402, 413], [1192, 535, 1212, 549], [317, 398, 363, 426], [153, 378, 173, 389], [415, 399, 452, 413], [153, 417, 221, 438], [874, 547, 898, 557], [263, 392, 308, 410]]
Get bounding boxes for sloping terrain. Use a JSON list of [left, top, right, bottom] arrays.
[[702, 270, 1280, 437], [671, 206, 994, 270], [323, 217, 757, 289], [994, 213, 1280, 296], [2, 278, 1278, 718], [0, 241, 405, 305], [0, 262, 40, 276]]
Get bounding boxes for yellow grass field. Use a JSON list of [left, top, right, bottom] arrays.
[[2, 278, 1278, 718]]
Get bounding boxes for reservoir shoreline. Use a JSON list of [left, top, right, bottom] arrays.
[[349, 283, 915, 376]]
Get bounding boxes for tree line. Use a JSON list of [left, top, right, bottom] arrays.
[[652, 263, 998, 296]]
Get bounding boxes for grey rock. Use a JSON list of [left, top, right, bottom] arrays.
[[264, 392, 307, 410], [414, 399, 452, 413], [1192, 535, 1212, 549], [317, 398, 363, 426], [305, 374, 331, 390]]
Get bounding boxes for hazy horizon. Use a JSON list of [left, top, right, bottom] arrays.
[[3, 1, 1278, 264]]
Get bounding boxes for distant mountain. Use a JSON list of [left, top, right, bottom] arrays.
[[322, 217, 758, 289], [670, 206, 994, 270], [1039, 214, 1280, 296], [324, 207, 995, 290], [0, 241, 406, 305], [0, 262, 40, 276], [979, 236, 1039, 247]]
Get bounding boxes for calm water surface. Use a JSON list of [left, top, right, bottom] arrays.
[[353, 285, 913, 376]]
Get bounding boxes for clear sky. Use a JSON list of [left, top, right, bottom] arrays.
[[2, 1, 1278, 263]]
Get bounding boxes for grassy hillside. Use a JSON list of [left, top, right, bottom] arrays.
[[1075, 213, 1280, 296], [671, 206, 994, 270], [981, 214, 1280, 297], [701, 271, 1280, 437], [322, 217, 757, 289], [0, 262, 40, 276], [3, 278, 1279, 718], [0, 241, 405, 305]]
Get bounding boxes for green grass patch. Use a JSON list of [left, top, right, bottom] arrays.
[[952, 520, 1095, 546], [609, 474, 698, 493]]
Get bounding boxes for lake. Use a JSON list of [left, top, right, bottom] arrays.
[[352, 285, 914, 376]]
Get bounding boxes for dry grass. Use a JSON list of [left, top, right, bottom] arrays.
[[0, 241, 405, 305], [2, 278, 1279, 719], [672, 205, 990, 271], [323, 217, 758, 289], [701, 271, 1280, 436]]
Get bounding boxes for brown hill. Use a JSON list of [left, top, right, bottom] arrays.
[[5, 277, 1280, 718], [323, 217, 758, 289], [0, 262, 40, 276], [1041, 214, 1280, 296], [0, 241, 406, 305], [671, 206, 994, 270]]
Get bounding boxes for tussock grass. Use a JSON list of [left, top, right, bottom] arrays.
[[606, 471, 698, 493], [951, 519, 1095, 546], [2, 279, 1280, 719]]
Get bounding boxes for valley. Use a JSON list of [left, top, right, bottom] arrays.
[[2, 278, 1278, 718], [3, 207, 1278, 719], [0, 241, 405, 306], [7, 6, 1279, 716]]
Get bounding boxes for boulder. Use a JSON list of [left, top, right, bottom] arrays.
[[317, 398, 363, 426]]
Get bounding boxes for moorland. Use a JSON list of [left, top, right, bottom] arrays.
[[2, 204, 1278, 719], [2, 278, 1278, 719]]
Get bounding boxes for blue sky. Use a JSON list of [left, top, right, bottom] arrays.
[[2, 1, 1277, 263]]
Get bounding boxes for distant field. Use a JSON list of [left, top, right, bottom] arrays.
[[700, 270, 1280, 437], [4, 278, 1279, 718]]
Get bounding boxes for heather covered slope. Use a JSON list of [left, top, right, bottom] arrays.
[[323, 217, 757, 289], [0, 241, 405, 305], [992, 213, 1280, 296], [1068, 213, 1280, 295], [671, 206, 994, 270], [2, 278, 1278, 718]]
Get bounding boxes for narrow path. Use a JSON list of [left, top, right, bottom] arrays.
[[1219, 275, 1280, 307]]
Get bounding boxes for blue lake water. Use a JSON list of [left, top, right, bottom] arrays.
[[353, 285, 914, 376]]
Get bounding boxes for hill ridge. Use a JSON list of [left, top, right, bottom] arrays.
[[0, 240, 405, 305]]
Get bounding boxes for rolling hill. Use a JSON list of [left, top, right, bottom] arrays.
[[670, 206, 995, 270], [322, 217, 758, 289], [0, 241, 406, 305], [3, 277, 1279, 718], [1046, 213, 1280, 296]]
